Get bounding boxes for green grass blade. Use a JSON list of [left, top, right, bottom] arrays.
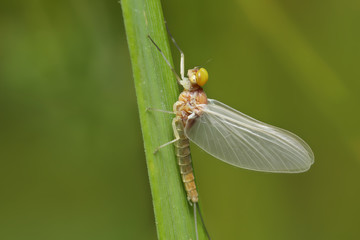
[[121, 0, 208, 239]]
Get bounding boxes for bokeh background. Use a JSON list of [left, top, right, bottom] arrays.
[[1, 0, 360, 239]]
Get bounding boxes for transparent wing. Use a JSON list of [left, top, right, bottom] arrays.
[[185, 99, 314, 173]]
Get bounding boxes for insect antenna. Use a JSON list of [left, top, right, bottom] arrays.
[[198, 58, 213, 69], [147, 35, 182, 84]]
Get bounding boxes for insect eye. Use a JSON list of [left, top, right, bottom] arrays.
[[196, 68, 208, 86]]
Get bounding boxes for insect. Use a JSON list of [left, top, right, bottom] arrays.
[[148, 25, 314, 240]]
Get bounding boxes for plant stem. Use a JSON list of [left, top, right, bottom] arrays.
[[121, 0, 208, 239]]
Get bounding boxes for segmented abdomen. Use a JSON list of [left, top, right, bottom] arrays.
[[174, 118, 198, 203]]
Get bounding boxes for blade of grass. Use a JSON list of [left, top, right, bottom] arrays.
[[121, 0, 208, 239]]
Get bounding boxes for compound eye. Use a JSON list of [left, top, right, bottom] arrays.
[[196, 68, 208, 86]]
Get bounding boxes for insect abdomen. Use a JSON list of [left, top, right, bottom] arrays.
[[174, 119, 198, 203]]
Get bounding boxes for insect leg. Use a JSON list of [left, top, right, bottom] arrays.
[[165, 21, 185, 79], [146, 107, 175, 115], [147, 35, 181, 83], [153, 117, 181, 154], [153, 138, 178, 154]]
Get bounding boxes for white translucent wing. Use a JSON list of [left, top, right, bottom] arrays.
[[185, 99, 314, 173]]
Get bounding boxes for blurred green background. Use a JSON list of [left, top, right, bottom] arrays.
[[1, 0, 360, 239]]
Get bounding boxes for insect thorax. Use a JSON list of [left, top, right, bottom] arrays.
[[173, 88, 208, 125]]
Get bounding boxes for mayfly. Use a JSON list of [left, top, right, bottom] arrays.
[[148, 25, 314, 240]]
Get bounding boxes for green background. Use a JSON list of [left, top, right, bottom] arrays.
[[1, 0, 360, 239]]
